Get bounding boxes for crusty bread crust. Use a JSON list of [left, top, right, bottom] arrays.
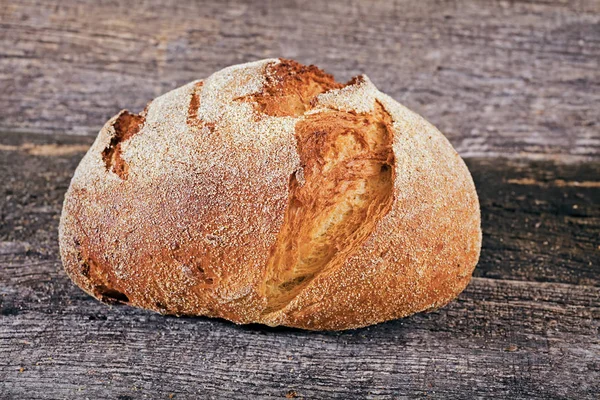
[[59, 59, 481, 330]]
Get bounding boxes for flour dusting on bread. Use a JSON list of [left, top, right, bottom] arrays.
[[59, 58, 481, 330]]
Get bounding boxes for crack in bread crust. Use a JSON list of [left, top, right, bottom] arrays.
[[241, 59, 344, 117], [101, 110, 146, 179], [187, 81, 203, 125], [262, 101, 396, 313], [239, 59, 397, 314], [186, 81, 215, 132]]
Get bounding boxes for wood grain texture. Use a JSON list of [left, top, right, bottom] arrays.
[[468, 158, 600, 286], [1, 0, 599, 159], [1, 132, 599, 398], [1, 278, 598, 399]]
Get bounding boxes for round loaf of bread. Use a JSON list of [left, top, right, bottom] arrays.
[[59, 59, 481, 330]]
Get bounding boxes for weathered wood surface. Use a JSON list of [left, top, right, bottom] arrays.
[[1, 132, 598, 399], [1, 0, 599, 397], [1, 0, 600, 159]]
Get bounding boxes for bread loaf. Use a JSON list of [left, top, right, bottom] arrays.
[[59, 59, 481, 330]]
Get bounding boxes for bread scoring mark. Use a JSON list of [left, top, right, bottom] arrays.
[[187, 81, 203, 126], [262, 101, 396, 313], [186, 81, 215, 132], [102, 110, 145, 180], [240, 58, 345, 117]]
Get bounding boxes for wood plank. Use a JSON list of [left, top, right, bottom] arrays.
[[0, 276, 598, 399], [468, 158, 600, 286], [1, 0, 599, 158]]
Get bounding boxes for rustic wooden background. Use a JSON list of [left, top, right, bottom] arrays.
[[1, 0, 599, 399]]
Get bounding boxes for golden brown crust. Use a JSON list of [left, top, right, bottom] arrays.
[[59, 58, 481, 330], [242, 58, 344, 117]]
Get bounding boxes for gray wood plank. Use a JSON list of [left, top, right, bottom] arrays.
[[468, 158, 600, 286], [1, 0, 599, 158], [1, 277, 598, 399]]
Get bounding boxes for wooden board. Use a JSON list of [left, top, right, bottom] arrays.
[[1, 0, 600, 159], [1, 132, 598, 399], [2, 0, 599, 397]]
